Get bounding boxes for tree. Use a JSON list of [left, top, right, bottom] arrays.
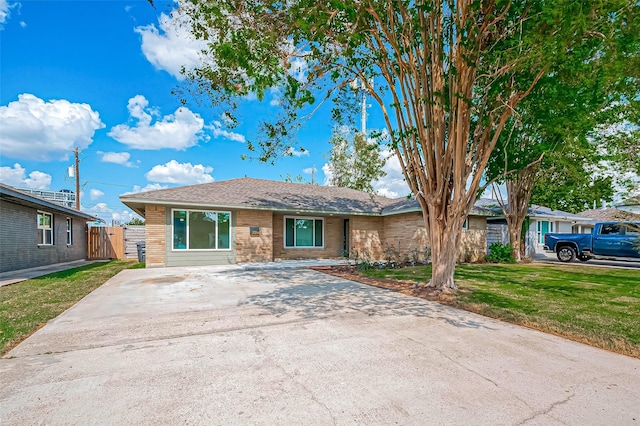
[[163, 0, 635, 291], [126, 217, 145, 226], [325, 126, 386, 193], [485, 8, 640, 260]]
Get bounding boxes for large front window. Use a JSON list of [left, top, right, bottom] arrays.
[[37, 211, 53, 245], [172, 209, 231, 250], [285, 217, 323, 248]]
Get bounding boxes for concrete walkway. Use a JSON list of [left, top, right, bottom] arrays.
[[0, 260, 106, 287], [1, 265, 639, 425]]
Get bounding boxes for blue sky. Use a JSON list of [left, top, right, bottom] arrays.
[[0, 0, 409, 223]]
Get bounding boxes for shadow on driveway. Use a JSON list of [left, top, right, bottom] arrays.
[[239, 269, 496, 330]]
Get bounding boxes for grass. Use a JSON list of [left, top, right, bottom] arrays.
[[0, 260, 143, 355], [361, 263, 640, 358]]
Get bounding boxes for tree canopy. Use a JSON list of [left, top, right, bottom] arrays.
[[325, 127, 386, 193]]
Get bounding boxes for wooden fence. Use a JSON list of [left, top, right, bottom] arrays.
[[123, 225, 145, 259], [87, 226, 125, 260]]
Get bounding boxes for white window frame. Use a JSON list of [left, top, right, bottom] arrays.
[[66, 218, 73, 245], [171, 209, 232, 251], [37, 211, 53, 246], [284, 216, 325, 249]]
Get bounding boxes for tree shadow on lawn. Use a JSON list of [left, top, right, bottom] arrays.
[[237, 269, 497, 330]]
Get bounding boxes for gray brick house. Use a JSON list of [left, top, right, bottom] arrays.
[[0, 183, 98, 273], [120, 178, 496, 268]]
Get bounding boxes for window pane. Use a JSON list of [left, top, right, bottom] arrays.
[[67, 218, 72, 245], [218, 212, 230, 249], [314, 220, 323, 247], [295, 219, 314, 247], [173, 211, 187, 249], [45, 229, 53, 245], [601, 224, 620, 235], [285, 218, 295, 247], [189, 211, 216, 249]]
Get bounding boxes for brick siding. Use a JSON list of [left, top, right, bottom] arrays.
[[273, 213, 343, 260], [145, 205, 166, 267], [236, 210, 273, 263], [0, 200, 87, 273]]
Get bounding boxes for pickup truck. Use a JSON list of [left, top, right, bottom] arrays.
[[544, 222, 640, 262]]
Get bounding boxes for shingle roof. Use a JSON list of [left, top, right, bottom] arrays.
[[528, 205, 594, 222], [120, 178, 390, 216], [578, 208, 640, 222], [119, 178, 498, 217]]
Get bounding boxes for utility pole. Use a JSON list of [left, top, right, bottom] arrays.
[[74, 147, 80, 210]]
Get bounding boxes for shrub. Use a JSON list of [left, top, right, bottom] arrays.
[[486, 242, 515, 263]]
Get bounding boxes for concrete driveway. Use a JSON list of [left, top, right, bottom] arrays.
[[1, 265, 639, 425]]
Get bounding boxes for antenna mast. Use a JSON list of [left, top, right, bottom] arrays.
[[74, 147, 80, 210]]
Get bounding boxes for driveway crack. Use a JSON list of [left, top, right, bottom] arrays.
[[517, 389, 576, 425], [251, 335, 338, 426]]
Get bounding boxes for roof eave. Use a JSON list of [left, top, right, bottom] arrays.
[[119, 197, 382, 217], [1, 186, 99, 221]]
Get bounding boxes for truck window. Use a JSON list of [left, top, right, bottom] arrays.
[[600, 224, 620, 235], [625, 225, 640, 236]]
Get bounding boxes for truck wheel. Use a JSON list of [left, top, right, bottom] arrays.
[[557, 246, 577, 262]]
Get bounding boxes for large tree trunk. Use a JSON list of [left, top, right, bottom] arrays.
[[498, 161, 541, 261], [426, 214, 460, 291]]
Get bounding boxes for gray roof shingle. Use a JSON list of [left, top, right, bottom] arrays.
[[120, 178, 388, 215], [120, 178, 500, 218], [578, 208, 640, 222]]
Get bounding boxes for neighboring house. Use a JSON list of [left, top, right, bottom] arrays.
[[119, 178, 497, 268], [615, 195, 640, 214], [486, 203, 594, 257], [578, 208, 640, 223], [0, 183, 98, 273]]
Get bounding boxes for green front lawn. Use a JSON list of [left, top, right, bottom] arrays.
[[0, 260, 143, 355], [361, 263, 640, 358]]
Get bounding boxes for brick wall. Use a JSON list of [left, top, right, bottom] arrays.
[[236, 210, 273, 263], [0, 200, 87, 273], [145, 205, 166, 267], [459, 216, 487, 262], [382, 212, 430, 260], [349, 216, 385, 260], [379, 212, 487, 263], [273, 213, 343, 260]]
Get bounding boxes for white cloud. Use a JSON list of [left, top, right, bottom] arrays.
[[0, 163, 51, 189], [89, 189, 104, 200], [19, 20, 25, 28], [287, 146, 309, 157], [0, 94, 104, 161], [303, 166, 317, 174], [99, 151, 134, 167], [372, 151, 409, 198], [85, 202, 134, 225], [120, 183, 169, 196], [145, 160, 214, 184], [109, 95, 207, 150], [135, 12, 208, 80], [207, 121, 246, 143], [0, 0, 19, 27]]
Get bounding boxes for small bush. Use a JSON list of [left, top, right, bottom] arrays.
[[486, 242, 515, 263]]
